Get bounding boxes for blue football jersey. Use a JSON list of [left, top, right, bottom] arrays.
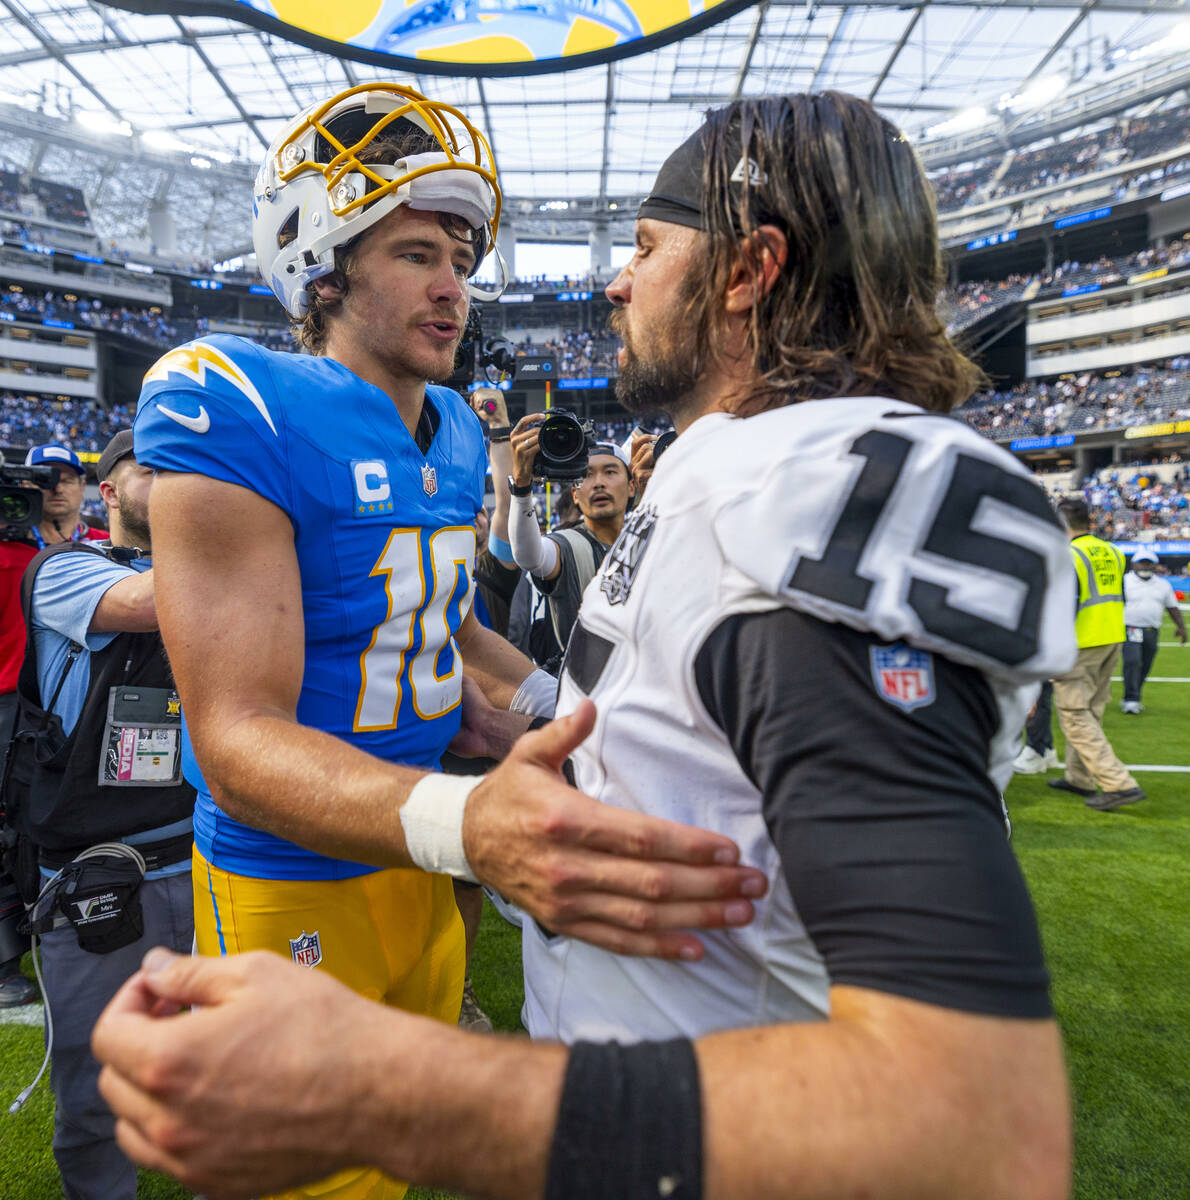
[[134, 335, 488, 880]]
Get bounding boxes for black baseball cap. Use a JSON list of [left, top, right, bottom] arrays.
[[97, 429, 136, 482]]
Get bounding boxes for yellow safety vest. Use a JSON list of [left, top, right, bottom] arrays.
[[1070, 534, 1126, 649]]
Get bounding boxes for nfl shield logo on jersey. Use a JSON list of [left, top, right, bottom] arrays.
[[289, 930, 322, 968], [421, 464, 438, 497], [869, 643, 936, 713], [600, 505, 657, 606]]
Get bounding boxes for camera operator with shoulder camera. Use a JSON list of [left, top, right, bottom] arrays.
[[508, 412, 634, 662], [1, 445, 106, 1009], [2, 430, 194, 1199]]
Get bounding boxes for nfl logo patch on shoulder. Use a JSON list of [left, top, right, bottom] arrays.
[[289, 930, 322, 968], [870, 643, 935, 713]]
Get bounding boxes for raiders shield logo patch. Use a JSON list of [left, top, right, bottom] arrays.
[[289, 930, 323, 968], [600, 504, 657, 606], [870, 643, 935, 713]]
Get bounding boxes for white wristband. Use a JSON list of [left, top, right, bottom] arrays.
[[399, 774, 482, 882], [510, 667, 558, 719]]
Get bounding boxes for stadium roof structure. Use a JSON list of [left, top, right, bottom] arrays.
[[0, 0, 1188, 260]]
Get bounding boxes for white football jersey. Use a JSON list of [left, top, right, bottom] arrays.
[[522, 397, 1077, 1045]]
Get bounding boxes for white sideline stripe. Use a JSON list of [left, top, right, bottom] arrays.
[[1111, 676, 1190, 682], [0, 1002, 43, 1027], [1158, 642, 1188, 647], [1050, 761, 1190, 773]]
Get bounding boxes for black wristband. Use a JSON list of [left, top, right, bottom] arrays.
[[546, 1039, 703, 1200], [488, 425, 512, 442], [508, 475, 533, 497]]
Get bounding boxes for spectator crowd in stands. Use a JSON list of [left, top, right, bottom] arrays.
[[928, 102, 1190, 214], [1, 287, 184, 347], [943, 233, 1190, 331], [513, 330, 619, 377], [0, 391, 133, 453], [958, 357, 1190, 440], [1083, 463, 1190, 541]]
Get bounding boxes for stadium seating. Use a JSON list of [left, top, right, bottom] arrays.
[[0, 390, 133, 451], [0, 287, 186, 347], [931, 101, 1190, 215], [1083, 462, 1190, 539], [958, 358, 1190, 440]]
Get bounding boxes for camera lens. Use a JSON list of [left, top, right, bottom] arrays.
[[539, 415, 583, 462], [1, 492, 33, 520]]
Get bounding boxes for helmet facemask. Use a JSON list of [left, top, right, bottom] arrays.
[[253, 83, 505, 318]]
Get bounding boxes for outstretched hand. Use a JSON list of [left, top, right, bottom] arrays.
[[464, 701, 767, 959], [94, 948, 405, 1199], [448, 673, 530, 761]]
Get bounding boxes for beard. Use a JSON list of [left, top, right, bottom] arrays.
[[117, 494, 152, 550], [609, 281, 704, 421], [614, 339, 701, 419]]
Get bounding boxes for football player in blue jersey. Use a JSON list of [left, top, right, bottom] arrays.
[[130, 82, 765, 1200]]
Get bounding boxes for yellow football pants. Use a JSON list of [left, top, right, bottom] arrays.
[[193, 847, 466, 1200]]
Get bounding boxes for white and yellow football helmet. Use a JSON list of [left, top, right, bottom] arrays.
[[252, 82, 504, 317]]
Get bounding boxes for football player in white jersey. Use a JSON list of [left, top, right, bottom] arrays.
[[96, 92, 1074, 1200]]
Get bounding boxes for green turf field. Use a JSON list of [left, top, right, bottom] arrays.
[[1, 615, 1186, 1199]]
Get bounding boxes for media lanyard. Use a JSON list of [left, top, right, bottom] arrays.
[[31, 523, 87, 551]]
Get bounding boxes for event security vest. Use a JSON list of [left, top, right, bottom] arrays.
[[3, 541, 195, 864], [1070, 534, 1126, 649]]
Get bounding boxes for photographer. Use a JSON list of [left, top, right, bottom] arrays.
[[7, 430, 194, 1199], [468, 387, 523, 639], [630, 426, 679, 498], [1, 444, 104, 1008], [507, 414, 634, 662]]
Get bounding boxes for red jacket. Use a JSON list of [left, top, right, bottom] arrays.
[[1, 526, 106, 694]]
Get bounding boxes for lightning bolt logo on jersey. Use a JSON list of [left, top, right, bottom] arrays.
[[134, 334, 487, 880]]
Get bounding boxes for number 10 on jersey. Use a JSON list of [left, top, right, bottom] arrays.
[[354, 526, 475, 732]]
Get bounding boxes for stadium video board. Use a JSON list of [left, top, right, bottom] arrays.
[[101, 0, 753, 75]]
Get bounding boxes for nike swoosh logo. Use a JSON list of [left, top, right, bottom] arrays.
[[157, 403, 210, 434]]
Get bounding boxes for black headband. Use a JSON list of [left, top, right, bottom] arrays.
[[637, 126, 708, 230], [637, 120, 767, 234]]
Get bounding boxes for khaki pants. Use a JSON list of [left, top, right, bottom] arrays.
[[1053, 643, 1138, 793]]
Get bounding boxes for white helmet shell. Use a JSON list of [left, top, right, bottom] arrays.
[[252, 83, 502, 318]]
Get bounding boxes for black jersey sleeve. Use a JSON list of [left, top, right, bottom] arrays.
[[694, 608, 1052, 1019]]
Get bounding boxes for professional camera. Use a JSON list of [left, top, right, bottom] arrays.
[[532, 409, 597, 483], [448, 309, 517, 390], [652, 430, 677, 461], [0, 463, 53, 542]]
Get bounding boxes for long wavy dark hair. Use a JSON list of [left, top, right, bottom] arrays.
[[691, 92, 983, 415]]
